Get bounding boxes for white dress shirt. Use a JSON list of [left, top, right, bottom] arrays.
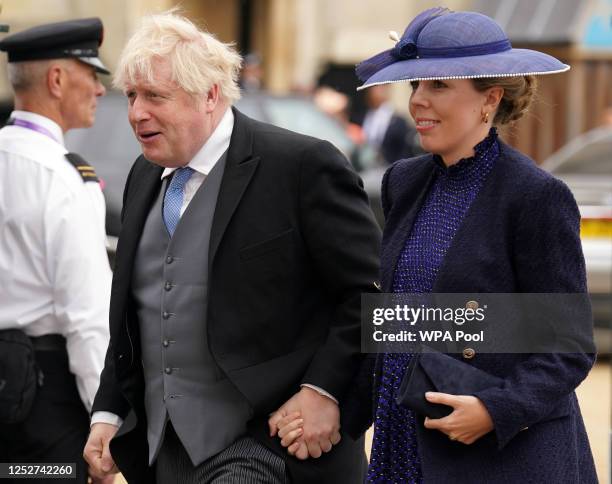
[[160, 106, 235, 206], [0, 110, 111, 411]]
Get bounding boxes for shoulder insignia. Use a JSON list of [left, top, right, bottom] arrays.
[[65, 152, 99, 183]]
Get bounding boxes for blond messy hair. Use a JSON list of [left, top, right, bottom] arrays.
[[114, 10, 242, 103]]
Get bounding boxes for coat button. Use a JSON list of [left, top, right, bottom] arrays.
[[164, 367, 172, 374], [162, 311, 170, 319], [164, 281, 172, 291], [163, 339, 169, 348], [462, 348, 476, 359], [166, 256, 173, 264], [465, 300, 479, 310]]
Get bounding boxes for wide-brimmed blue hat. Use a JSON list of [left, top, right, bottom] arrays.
[[356, 8, 569, 90]]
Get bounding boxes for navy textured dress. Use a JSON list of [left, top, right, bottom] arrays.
[[367, 129, 500, 483]]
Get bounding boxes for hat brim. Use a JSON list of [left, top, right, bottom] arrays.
[[357, 48, 569, 90], [78, 56, 110, 75]]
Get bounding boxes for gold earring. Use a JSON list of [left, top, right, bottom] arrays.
[[482, 111, 489, 124]]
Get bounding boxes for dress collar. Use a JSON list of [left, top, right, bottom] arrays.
[[432, 127, 499, 176], [161, 107, 234, 180]]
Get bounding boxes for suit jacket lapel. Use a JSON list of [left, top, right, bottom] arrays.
[[209, 108, 260, 270], [111, 159, 163, 334]]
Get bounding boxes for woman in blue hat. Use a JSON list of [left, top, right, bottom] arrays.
[[357, 7, 596, 483], [277, 7, 597, 483]]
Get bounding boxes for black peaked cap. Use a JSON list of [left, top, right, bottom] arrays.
[[0, 17, 110, 74]]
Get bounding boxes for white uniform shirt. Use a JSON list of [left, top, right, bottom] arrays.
[[0, 110, 111, 411]]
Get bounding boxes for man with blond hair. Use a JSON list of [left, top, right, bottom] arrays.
[[83, 11, 380, 483]]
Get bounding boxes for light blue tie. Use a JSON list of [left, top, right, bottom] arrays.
[[163, 167, 194, 236]]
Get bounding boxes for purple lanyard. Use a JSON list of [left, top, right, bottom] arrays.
[[8, 118, 59, 143]]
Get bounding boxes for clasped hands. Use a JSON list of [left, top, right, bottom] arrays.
[[268, 386, 341, 460], [268, 389, 494, 459]]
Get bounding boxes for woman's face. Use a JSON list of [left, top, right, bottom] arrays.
[[409, 79, 492, 165]]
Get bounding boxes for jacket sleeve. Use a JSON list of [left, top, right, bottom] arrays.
[[297, 140, 382, 401], [91, 159, 141, 418], [473, 177, 596, 449], [91, 340, 131, 418]]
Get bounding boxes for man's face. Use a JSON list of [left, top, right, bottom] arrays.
[[125, 59, 212, 168], [63, 60, 105, 130]]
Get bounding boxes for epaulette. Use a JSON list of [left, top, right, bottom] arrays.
[[64, 152, 99, 183]]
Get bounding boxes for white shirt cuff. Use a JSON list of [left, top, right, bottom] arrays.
[[300, 383, 338, 404], [91, 411, 123, 428]]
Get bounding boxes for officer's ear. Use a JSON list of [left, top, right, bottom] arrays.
[[46, 62, 65, 99]]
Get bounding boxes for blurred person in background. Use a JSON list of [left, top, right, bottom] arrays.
[[313, 85, 378, 172], [0, 18, 112, 484], [239, 52, 264, 93], [362, 84, 421, 164], [313, 86, 365, 145], [281, 7, 597, 483], [83, 11, 380, 484]]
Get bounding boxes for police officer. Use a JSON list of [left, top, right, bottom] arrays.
[[0, 18, 112, 483]]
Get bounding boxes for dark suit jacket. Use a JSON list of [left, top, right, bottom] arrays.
[[345, 141, 597, 483], [92, 108, 382, 483]]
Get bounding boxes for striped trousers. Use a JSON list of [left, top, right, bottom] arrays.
[[155, 422, 290, 483]]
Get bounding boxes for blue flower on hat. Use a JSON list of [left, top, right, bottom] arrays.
[[356, 7, 449, 82], [391, 38, 417, 60]]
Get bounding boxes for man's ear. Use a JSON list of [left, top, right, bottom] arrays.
[[46, 63, 65, 100], [204, 84, 220, 112]]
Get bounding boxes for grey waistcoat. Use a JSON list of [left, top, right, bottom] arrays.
[[131, 154, 252, 466]]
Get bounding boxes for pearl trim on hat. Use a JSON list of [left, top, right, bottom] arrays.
[[357, 66, 570, 91]]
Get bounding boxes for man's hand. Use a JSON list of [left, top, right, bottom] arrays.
[[83, 423, 120, 479], [268, 387, 341, 459], [423, 392, 494, 445]]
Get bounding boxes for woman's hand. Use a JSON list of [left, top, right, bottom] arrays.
[[268, 387, 342, 459], [269, 410, 310, 458], [423, 392, 494, 444], [270, 411, 305, 447]]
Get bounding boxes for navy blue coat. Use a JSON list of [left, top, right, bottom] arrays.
[[345, 141, 597, 483]]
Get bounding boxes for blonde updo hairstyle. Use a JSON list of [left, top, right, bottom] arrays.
[[472, 75, 537, 125]]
